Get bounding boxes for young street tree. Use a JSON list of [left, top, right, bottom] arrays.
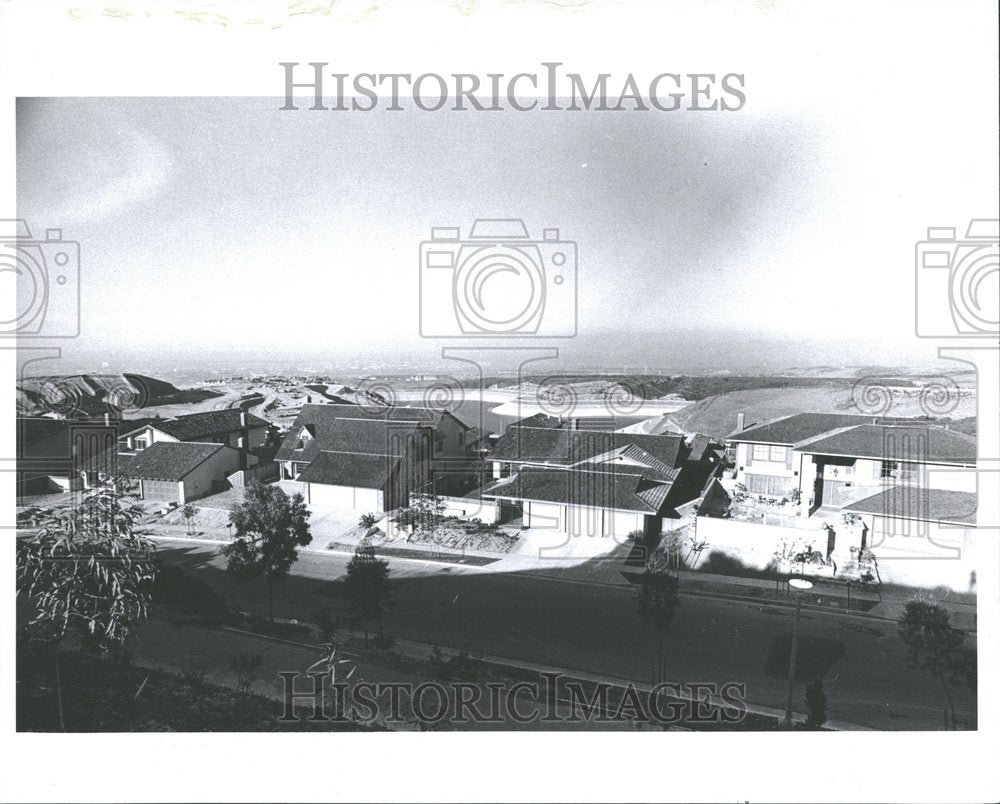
[[804, 678, 828, 729], [181, 503, 200, 535], [16, 481, 157, 730], [344, 538, 391, 646], [636, 553, 681, 683], [222, 483, 312, 622], [898, 600, 976, 728]]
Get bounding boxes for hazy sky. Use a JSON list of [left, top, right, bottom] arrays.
[[16, 55, 999, 375]]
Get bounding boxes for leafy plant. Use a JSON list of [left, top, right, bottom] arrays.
[[181, 503, 200, 535], [898, 601, 976, 728], [229, 652, 264, 696], [344, 539, 391, 646], [636, 553, 681, 682], [16, 480, 157, 729], [222, 483, 312, 621], [358, 512, 378, 533]]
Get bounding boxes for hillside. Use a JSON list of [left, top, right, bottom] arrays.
[[663, 383, 978, 440], [16, 373, 214, 417]]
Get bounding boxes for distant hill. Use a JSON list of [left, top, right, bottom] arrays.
[[17, 373, 187, 417], [663, 384, 977, 440]]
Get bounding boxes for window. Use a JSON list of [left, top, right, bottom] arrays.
[[745, 474, 791, 496], [880, 460, 897, 479], [752, 444, 788, 462], [134, 438, 147, 451]]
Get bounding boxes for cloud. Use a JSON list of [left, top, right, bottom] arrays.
[[57, 115, 172, 224]]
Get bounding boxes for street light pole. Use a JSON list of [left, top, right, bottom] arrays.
[[784, 578, 813, 728]]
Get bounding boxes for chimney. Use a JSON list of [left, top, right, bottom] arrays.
[[239, 411, 247, 428], [736, 412, 745, 432]]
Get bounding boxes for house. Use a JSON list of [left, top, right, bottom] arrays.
[[706, 411, 980, 590], [15, 416, 118, 497], [86, 441, 241, 504], [119, 409, 271, 452], [795, 423, 976, 515], [118, 409, 273, 470], [482, 420, 720, 539], [728, 412, 921, 498], [275, 403, 473, 511]]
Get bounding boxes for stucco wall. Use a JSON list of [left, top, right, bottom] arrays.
[[180, 446, 241, 503]]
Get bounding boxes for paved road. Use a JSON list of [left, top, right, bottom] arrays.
[[153, 538, 976, 730]]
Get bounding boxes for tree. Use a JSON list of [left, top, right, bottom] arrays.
[[359, 512, 378, 534], [636, 553, 681, 683], [804, 677, 827, 728], [898, 600, 976, 728], [16, 480, 157, 730], [222, 483, 312, 622], [181, 503, 200, 535], [344, 539, 391, 646]]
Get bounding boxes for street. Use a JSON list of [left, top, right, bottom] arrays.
[[152, 537, 976, 730]]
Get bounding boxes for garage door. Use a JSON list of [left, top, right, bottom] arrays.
[[309, 482, 381, 511], [140, 478, 179, 503]]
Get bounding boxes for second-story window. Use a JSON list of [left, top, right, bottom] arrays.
[[752, 444, 787, 462]]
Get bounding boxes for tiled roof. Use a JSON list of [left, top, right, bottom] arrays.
[[108, 441, 228, 481], [297, 450, 400, 490], [123, 409, 270, 442], [483, 466, 673, 513], [729, 413, 918, 445], [491, 426, 684, 470], [275, 405, 429, 463], [303, 402, 445, 424], [798, 425, 976, 465], [844, 487, 977, 525], [578, 443, 682, 482], [685, 433, 713, 462], [17, 417, 118, 462]]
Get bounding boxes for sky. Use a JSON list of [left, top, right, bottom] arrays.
[[14, 40, 999, 377]]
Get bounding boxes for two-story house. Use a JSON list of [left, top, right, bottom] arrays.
[[275, 403, 472, 512], [482, 419, 720, 540], [119, 409, 272, 454]]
